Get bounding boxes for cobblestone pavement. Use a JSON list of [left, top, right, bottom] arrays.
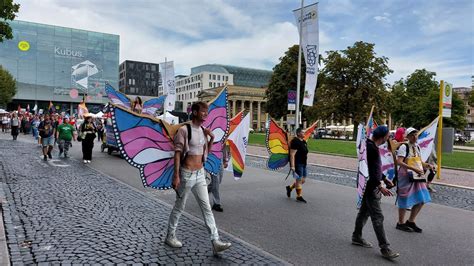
[[246, 156, 474, 211], [0, 140, 285, 265], [247, 145, 474, 188]]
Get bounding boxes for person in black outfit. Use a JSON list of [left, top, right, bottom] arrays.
[[80, 115, 97, 163], [286, 127, 309, 203], [352, 126, 399, 260]]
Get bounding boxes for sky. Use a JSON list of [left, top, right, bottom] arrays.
[[14, 0, 474, 87]]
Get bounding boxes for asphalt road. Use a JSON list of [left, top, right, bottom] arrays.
[[60, 141, 474, 265]]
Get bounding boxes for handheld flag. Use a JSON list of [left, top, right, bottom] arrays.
[[226, 113, 251, 179]]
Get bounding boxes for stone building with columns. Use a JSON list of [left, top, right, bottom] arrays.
[[198, 86, 268, 131]]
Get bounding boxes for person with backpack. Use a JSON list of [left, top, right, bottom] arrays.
[[395, 127, 434, 233], [38, 114, 55, 160], [165, 101, 231, 255], [352, 126, 399, 260]]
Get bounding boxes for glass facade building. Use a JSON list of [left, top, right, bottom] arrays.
[[0, 20, 119, 113]]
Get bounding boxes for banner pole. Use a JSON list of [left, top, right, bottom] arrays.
[[436, 80, 444, 179], [295, 0, 304, 130]]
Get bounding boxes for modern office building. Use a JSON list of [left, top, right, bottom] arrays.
[[175, 64, 272, 113], [0, 20, 119, 113], [118, 60, 161, 97]]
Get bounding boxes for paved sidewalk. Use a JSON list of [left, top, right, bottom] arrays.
[[0, 139, 285, 265], [248, 145, 474, 188]]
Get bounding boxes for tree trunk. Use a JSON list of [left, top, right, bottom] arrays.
[[352, 121, 359, 141]]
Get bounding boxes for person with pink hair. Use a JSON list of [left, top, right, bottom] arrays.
[[394, 127, 406, 143]]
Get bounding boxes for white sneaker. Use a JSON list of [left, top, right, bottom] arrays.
[[87, 160, 91, 163], [212, 239, 231, 255], [83, 160, 87, 164], [165, 235, 182, 248]]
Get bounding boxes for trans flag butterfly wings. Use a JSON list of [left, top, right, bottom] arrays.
[[203, 87, 230, 176], [105, 83, 166, 116], [266, 118, 290, 170], [111, 105, 175, 189], [356, 123, 369, 208], [417, 116, 439, 162]]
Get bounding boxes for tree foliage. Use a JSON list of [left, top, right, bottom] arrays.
[[0, 65, 17, 108], [388, 69, 467, 130], [0, 0, 20, 42], [306, 41, 392, 136], [469, 90, 474, 107], [266, 45, 306, 119]]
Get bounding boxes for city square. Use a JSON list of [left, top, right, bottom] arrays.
[[0, 0, 473, 265]]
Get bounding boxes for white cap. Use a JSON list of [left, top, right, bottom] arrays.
[[406, 127, 418, 136]]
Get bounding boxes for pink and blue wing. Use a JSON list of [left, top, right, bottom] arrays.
[[142, 96, 166, 115], [112, 106, 174, 189], [105, 84, 131, 109]]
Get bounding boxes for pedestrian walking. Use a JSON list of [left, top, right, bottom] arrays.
[[31, 115, 40, 141], [79, 114, 97, 164], [352, 126, 399, 260], [286, 127, 309, 203], [165, 101, 231, 255], [208, 144, 230, 212], [56, 116, 76, 158], [1, 114, 8, 132], [38, 114, 55, 161], [10, 113, 20, 140], [395, 127, 434, 233]]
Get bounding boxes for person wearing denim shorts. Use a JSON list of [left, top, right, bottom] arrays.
[[165, 101, 231, 255], [286, 127, 309, 203]]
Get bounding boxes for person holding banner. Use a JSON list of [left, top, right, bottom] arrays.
[[395, 127, 434, 233], [286, 128, 309, 203], [352, 126, 399, 260]]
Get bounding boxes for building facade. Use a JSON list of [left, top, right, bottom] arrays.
[[119, 60, 161, 96], [0, 20, 119, 113], [453, 87, 474, 139], [175, 64, 272, 113]]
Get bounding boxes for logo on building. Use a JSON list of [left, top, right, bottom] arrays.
[[71, 60, 99, 89], [55, 46, 84, 58], [18, 41, 30, 51], [306, 45, 318, 67]]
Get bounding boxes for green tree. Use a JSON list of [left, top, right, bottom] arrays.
[[0, 0, 20, 42], [469, 90, 474, 107], [0, 65, 17, 107], [307, 41, 392, 138], [388, 69, 467, 130], [266, 45, 306, 119]]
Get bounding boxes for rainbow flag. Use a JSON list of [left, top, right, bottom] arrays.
[[226, 113, 250, 179]]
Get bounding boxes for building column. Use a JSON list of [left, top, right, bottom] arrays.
[[232, 100, 237, 117], [257, 101, 262, 131], [241, 100, 245, 112], [249, 101, 253, 129]]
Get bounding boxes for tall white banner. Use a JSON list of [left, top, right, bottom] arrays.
[[293, 3, 319, 106], [161, 61, 176, 111]]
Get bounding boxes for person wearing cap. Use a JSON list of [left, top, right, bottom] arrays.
[[56, 116, 76, 158], [79, 114, 97, 163], [395, 127, 434, 233], [352, 126, 399, 260]]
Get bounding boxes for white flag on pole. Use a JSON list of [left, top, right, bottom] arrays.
[[226, 113, 250, 179], [160, 61, 176, 111], [417, 117, 439, 162], [293, 3, 319, 106]]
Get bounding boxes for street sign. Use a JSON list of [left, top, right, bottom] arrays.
[[287, 114, 296, 125], [288, 90, 296, 111], [442, 82, 452, 118]]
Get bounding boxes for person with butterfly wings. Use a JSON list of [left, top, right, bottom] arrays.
[[286, 127, 309, 203], [165, 101, 232, 255]]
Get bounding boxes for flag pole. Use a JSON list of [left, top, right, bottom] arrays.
[[436, 80, 444, 179], [295, 0, 304, 131]]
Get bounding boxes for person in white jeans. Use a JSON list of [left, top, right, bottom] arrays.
[[166, 101, 231, 255]]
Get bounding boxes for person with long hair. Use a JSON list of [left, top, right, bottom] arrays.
[[80, 115, 97, 164], [132, 96, 143, 114], [10, 112, 20, 140]]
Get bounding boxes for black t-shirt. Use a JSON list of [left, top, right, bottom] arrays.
[[290, 138, 308, 165], [38, 120, 54, 138], [365, 139, 383, 193]]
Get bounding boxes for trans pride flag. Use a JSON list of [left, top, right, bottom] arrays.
[[417, 117, 439, 162], [226, 113, 250, 179]]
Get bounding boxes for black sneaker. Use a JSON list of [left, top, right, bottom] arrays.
[[47, 152, 52, 159], [212, 204, 223, 212], [286, 186, 292, 198], [405, 221, 422, 233], [381, 248, 399, 259], [352, 238, 373, 248], [43, 155, 47, 161], [296, 196, 307, 203], [396, 223, 414, 232]]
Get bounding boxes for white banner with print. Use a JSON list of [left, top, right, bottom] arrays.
[[161, 61, 176, 111], [293, 3, 319, 106]]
